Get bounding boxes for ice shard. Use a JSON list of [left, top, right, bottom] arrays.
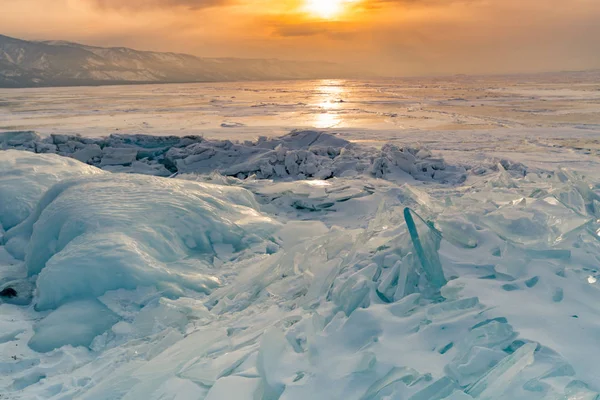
[[466, 342, 537, 399], [404, 207, 447, 290], [360, 366, 420, 400], [409, 377, 458, 400]]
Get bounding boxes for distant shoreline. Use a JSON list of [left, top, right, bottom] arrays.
[[2, 70, 599, 90], [0, 76, 363, 90]]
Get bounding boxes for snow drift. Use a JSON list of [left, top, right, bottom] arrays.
[[1, 154, 280, 355], [4, 170, 279, 311], [0, 148, 102, 232]]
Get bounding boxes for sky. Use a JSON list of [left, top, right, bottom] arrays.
[[2, 0, 600, 76]]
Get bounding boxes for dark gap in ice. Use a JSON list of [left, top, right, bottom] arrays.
[[439, 342, 454, 354], [0, 287, 17, 298], [502, 283, 520, 291], [470, 317, 509, 331], [552, 288, 564, 302], [503, 340, 527, 354], [524, 276, 539, 288]]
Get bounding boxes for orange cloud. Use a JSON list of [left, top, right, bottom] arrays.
[[91, 0, 231, 10]]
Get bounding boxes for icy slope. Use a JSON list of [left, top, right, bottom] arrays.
[[2, 141, 600, 399]]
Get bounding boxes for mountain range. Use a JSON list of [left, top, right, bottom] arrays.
[[0, 34, 362, 88]]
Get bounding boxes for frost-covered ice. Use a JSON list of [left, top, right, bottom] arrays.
[[2, 78, 600, 399]]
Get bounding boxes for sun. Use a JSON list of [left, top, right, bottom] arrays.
[[303, 0, 358, 19]]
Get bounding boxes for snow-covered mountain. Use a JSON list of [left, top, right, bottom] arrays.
[[0, 34, 362, 87]]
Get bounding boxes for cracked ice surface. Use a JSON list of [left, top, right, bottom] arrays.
[[1, 131, 600, 399]]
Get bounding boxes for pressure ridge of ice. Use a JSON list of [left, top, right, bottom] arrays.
[[0, 130, 469, 184], [1, 133, 600, 399]]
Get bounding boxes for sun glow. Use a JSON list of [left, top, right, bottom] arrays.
[[303, 0, 358, 19]]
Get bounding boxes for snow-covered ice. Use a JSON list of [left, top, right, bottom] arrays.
[[1, 77, 600, 399], [0, 149, 102, 232], [3, 171, 279, 313]]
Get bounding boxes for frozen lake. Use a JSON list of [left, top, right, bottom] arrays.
[[1, 78, 599, 137], [3, 76, 600, 399], [2, 77, 600, 171]]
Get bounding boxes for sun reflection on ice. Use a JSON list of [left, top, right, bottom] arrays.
[[312, 80, 346, 128], [304, 180, 331, 186], [314, 112, 341, 128]]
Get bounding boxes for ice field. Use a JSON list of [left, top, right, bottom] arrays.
[[1, 77, 600, 399]]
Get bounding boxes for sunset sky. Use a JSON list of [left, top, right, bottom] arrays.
[[2, 0, 600, 76]]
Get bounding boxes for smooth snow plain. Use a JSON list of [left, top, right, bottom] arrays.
[[1, 77, 600, 399]]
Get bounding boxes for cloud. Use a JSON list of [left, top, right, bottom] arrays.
[[355, 0, 480, 10], [91, 0, 231, 11], [268, 21, 358, 38], [89, 0, 471, 13], [272, 23, 329, 37]]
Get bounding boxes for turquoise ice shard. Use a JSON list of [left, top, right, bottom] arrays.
[[396, 184, 444, 216], [556, 168, 600, 210], [481, 195, 591, 247], [488, 163, 518, 189], [394, 253, 420, 301], [256, 328, 286, 400], [436, 215, 479, 249], [360, 366, 420, 400], [442, 392, 475, 399], [553, 186, 587, 215], [561, 380, 600, 400], [445, 346, 506, 387], [408, 377, 458, 400], [465, 342, 537, 399], [403, 207, 447, 289]]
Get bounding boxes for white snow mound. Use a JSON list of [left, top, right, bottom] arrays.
[[4, 173, 280, 313], [0, 149, 103, 231]]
